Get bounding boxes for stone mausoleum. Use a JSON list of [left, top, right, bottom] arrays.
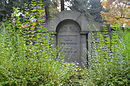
[[47, 10, 102, 66]]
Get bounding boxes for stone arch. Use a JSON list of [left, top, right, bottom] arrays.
[[47, 10, 101, 33], [56, 19, 81, 33], [56, 19, 81, 63]]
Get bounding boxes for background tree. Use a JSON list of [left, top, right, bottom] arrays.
[[0, 0, 59, 22], [61, 0, 65, 11], [68, 0, 104, 23], [45, 0, 50, 22], [101, 0, 130, 26], [0, 0, 30, 21]]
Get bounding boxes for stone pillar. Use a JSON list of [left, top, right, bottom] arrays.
[[88, 32, 92, 66], [80, 31, 88, 66]]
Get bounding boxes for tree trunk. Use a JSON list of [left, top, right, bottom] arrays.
[[45, 0, 50, 22], [61, 0, 64, 11]]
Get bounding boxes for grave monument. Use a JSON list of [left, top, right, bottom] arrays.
[[47, 10, 101, 66]]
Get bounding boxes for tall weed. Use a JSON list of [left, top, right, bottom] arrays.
[[80, 27, 130, 86], [0, 7, 75, 86]]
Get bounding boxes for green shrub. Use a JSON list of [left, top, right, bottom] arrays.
[[0, 18, 75, 86], [0, 1, 78, 85], [80, 27, 130, 86], [0, 20, 79, 86]]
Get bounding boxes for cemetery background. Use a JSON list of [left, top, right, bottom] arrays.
[[0, 0, 130, 86]]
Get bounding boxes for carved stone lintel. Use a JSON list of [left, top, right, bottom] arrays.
[[80, 31, 88, 35]]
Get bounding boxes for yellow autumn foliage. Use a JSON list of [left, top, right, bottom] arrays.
[[101, 0, 130, 26]]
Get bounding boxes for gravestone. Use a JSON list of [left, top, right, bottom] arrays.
[[47, 10, 101, 67], [57, 20, 81, 63]]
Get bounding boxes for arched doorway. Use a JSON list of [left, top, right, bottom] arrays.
[[56, 19, 81, 63]]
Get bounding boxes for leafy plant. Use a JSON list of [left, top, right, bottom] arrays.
[[0, 0, 76, 86], [79, 26, 130, 86]]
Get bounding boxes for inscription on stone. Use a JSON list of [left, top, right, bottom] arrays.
[[57, 20, 81, 63]]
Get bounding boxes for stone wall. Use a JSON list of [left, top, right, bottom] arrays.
[[47, 10, 102, 67]]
